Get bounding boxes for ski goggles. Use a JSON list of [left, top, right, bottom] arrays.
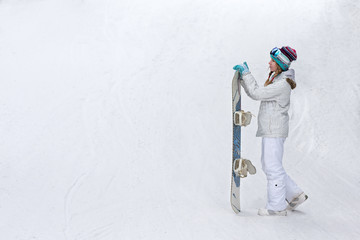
[[270, 47, 281, 57]]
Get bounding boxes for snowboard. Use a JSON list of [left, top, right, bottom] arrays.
[[230, 71, 256, 213], [230, 70, 242, 213]]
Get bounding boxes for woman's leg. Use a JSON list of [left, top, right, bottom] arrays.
[[261, 137, 304, 211], [285, 174, 303, 203], [261, 137, 287, 211]]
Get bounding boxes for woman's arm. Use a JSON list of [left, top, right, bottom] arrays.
[[241, 73, 289, 101]]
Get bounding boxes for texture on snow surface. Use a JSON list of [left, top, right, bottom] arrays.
[[0, 0, 359, 239]]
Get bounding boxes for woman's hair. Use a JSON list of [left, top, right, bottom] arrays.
[[265, 62, 296, 90], [286, 77, 297, 90], [264, 64, 282, 87]]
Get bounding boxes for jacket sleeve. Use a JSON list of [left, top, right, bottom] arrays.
[[240, 73, 289, 101]]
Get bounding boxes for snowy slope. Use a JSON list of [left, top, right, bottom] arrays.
[[0, 0, 360, 239]]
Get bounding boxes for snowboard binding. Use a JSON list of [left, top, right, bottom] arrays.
[[233, 158, 256, 178], [234, 110, 254, 127]]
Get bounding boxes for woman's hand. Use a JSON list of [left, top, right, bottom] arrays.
[[233, 62, 250, 76]]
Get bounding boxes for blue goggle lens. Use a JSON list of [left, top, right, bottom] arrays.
[[270, 47, 280, 57]]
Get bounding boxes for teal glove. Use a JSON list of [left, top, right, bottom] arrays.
[[233, 62, 250, 76]]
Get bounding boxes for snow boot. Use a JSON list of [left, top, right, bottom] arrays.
[[258, 208, 287, 216], [287, 192, 308, 211]]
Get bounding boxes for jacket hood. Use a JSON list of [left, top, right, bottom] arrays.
[[284, 69, 295, 82]]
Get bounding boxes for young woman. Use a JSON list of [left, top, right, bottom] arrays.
[[233, 46, 308, 216]]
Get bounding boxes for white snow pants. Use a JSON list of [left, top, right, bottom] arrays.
[[261, 137, 303, 211]]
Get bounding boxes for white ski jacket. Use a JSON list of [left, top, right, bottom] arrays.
[[240, 69, 295, 138]]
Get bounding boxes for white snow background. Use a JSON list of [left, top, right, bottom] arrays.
[[0, 0, 360, 239]]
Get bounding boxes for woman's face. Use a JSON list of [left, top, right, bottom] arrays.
[[269, 58, 278, 72]]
